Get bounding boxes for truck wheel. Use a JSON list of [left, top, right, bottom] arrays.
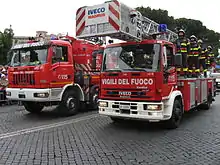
[[200, 93, 212, 110], [89, 88, 99, 110], [60, 90, 79, 116], [165, 99, 183, 129], [23, 102, 44, 113]]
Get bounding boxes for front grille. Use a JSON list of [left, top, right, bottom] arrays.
[[104, 89, 151, 99], [112, 102, 138, 115], [12, 73, 35, 85]]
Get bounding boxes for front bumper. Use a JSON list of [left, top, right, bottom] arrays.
[[98, 99, 169, 122], [6, 88, 62, 102]]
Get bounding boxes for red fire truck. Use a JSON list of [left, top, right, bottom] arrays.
[[6, 35, 103, 115], [76, 0, 216, 128]]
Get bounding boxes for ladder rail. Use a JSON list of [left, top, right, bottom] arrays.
[[141, 16, 178, 42]]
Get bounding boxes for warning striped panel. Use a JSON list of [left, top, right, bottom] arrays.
[[109, 4, 119, 19], [76, 0, 121, 37], [76, 7, 86, 36], [108, 1, 120, 31], [113, 0, 119, 7]]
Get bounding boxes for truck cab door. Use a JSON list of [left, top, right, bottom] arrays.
[[162, 44, 177, 98], [50, 45, 74, 88], [92, 49, 104, 71]]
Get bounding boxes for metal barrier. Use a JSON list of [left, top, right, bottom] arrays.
[[0, 90, 7, 105], [0, 79, 12, 106], [0, 89, 18, 106]]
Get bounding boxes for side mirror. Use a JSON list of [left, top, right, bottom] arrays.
[[173, 53, 182, 66]]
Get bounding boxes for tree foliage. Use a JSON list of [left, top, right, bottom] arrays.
[[0, 25, 14, 65], [136, 7, 220, 56]]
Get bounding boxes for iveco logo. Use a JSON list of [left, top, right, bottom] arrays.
[[88, 7, 105, 15], [119, 91, 131, 95]]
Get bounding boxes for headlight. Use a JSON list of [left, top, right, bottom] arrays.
[[145, 104, 162, 110], [99, 101, 108, 107], [34, 93, 49, 98]]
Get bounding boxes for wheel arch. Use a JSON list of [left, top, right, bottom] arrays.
[[163, 90, 183, 119], [60, 83, 85, 101]]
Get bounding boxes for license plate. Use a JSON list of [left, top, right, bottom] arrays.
[[119, 105, 130, 109]]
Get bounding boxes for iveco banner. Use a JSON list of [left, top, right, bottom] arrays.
[[85, 3, 109, 26]]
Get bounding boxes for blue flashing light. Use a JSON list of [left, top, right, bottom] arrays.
[[158, 24, 167, 33], [216, 65, 220, 69], [50, 36, 57, 40]]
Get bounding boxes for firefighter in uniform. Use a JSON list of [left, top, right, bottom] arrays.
[[207, 45, 215, 70], [175, 29, 190, 77], [198, 39, 208, 77], [188, 35, 200, 77]]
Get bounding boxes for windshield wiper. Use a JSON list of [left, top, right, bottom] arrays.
[[123, 68, 149, 72], [22, 61, 42, 66], [105, 69, 122, 72], [11, 63, 21, 67]]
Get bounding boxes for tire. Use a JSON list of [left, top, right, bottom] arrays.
[[165, 99, 183, 129], [89, 88, 99, 110], [59, 90, 79, 116], [200, 93, 212, 110], [23, 102, 44, 113]]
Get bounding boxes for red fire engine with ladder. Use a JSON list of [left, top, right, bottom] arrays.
[[76, 0, 216, 128], [6, 33, 103, 115]]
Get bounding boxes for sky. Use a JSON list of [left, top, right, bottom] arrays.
[[0, 0, 219, 36]]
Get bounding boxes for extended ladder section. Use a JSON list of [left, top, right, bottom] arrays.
[[141, 16, 178, 42], [76, 0, 178, 42]]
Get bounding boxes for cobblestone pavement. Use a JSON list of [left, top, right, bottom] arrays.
[[0, 105, 96, 134], [1, 96, 220, 165]]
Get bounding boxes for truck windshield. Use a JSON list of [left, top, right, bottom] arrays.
[[10, 46, 48, 67], [102, 44, 160, 72]]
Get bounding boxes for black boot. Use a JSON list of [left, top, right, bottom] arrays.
[[204, 72, 207, 78]]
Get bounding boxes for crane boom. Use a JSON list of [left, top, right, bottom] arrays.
[[76, 0, 178, 42]]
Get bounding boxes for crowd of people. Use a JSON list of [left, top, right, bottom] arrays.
[[0, 65, 8, 82], [0, 65, 8, 104], [175, 29, 215, 78]]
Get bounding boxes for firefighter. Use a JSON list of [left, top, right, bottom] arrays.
[[198, 39, 208, 77], [124, 51, 134, 67], [188, 35, 200, 77], [207, 45, 215, 70], [175, 29, 190, 77]]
